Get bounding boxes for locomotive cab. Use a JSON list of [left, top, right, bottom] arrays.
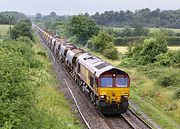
[[97, 68, 130, 114]]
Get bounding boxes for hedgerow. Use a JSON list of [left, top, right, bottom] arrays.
[[0, 40, 41, 128]]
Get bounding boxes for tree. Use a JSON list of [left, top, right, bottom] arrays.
[[90, 31, 119, 59], [50, 12, 56, 17], [90, 31, 114, 52], [133, 23, 150, 36], [131, 37, 168, 65], [68, 15, 99, 45], [91, 9, 180, 28], [0, 14, 16, 24], [36, 13, 42, 19], [121, 27, 132, 37], [11, 19, 33, 40]]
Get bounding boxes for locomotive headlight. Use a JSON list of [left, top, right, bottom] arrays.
[[123, 96, 128, 99], [100, 95, 105, 99], [100, 95, 107, 99]]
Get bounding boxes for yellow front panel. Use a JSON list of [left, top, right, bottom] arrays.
[[98, 87, 130, 103]]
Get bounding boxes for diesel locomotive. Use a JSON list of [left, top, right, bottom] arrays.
[[34, 25, 130, 114]]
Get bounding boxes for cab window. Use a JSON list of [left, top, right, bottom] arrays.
[[116, 77, 128, 87], [101, 78, 112, 87]]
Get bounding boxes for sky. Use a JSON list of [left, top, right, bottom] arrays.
[[0, 0, 180, 15]]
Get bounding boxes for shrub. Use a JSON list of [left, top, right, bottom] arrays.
[[103, 46, 119, 60], [159, 76, 175, 87], [0, 39, 47, 128], [155, 53, 171, 66], [16, 36, 33, 45], [90, 31, 114, 52], [37, 51, 47, 57], [174, 89, 180, 99], [130, 38, 168, 65], [155, 50, 180, 67], [0, 41, 37, 128], [68, 35, 79, 44], [169, 50, 180, 67], [157, 72, 179, 87]]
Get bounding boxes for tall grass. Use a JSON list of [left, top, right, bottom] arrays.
[[32, 43, 83, 129], [85, 45, 180, 128]]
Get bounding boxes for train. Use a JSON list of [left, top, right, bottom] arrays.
[[34, 25, 130, 114]]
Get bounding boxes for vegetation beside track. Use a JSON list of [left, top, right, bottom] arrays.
[[85, 47, 180, 129], [0, 21, 83, 129]]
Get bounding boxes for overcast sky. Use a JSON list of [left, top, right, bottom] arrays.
[[0, 0, 180, 15]]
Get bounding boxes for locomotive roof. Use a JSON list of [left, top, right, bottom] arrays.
[[77, 53, 117, 77]]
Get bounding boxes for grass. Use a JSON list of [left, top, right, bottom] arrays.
[[0, 24, 10, 37], [32, 42, 83, 129], [85, 46, 180, 129], [124, 67, 180, 129], [36, 84, 82, 129]]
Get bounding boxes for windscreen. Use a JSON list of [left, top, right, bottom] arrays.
[[101, 78, 113, 87], [116, 77, 128, 87]]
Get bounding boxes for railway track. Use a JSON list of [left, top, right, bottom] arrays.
[[38, 33, 154, 129], [122, 108, 152, 129]]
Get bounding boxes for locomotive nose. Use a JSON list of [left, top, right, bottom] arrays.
[[98, 88, 129, 103]]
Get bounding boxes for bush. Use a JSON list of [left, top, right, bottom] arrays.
[[159, 76, 175, 87], [157, 72, 179, 87], [90, 31, 114, 52], [16, 36, 33, 45], [169, 50, 180, 67], [155, 50, 180, 67], [0, 41, 38, 128], [174, 89, 180, 99], [129, 38, 168, 65], [155, 53, 171, 66], [68, 35, 79, 44], [103, 46, 119, 60], [37, 51, 47, 57]]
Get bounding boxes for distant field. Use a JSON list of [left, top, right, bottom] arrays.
[[0, 24, 10, 38], [116, 46, 180, 53], [104, 26, 180, 33], [168, 46, 180, 51], [150, 28, 180, 33]]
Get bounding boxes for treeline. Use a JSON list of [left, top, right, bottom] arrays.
[[34, 12, 70, 30], [91, 8, 180, 28], [35, 13, 119, 60], [104, 27, 180, 46], [67, 15, 119, 60], [0, 11, 27, 24]]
